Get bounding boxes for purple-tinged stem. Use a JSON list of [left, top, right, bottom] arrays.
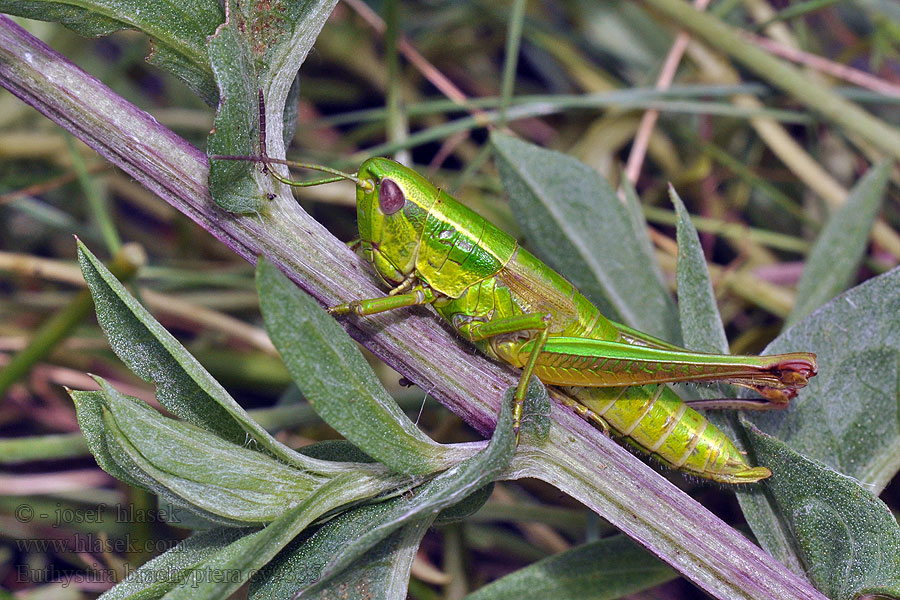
[[0, 16, 825, 600]]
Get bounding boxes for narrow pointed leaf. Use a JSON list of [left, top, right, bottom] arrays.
[[249, 504, 434, 600], [250, 395, 513, 598], [96, 379, 325, 523], [672, 186, 729, 355], [672, 186, 734, 409], [257, 258, 468, 474], [160, 474, 364, 600], [151, 395, 505, 599], [671, 187, 786, 563], [74, 379, 406, 525], [77, 240, 330, 472], [70, 389, 151, 490], [492, 132, 680, 342], [788, 161, 890, 326], [300, 520, 431, 600], [296, 389, 515, 594]]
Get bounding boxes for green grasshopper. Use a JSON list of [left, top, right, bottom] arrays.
[[212, 128, 816, 485]]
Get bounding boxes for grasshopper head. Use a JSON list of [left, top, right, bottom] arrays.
[[355, 157, 438, 287]]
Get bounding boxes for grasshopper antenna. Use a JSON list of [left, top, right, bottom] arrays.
[[209, 90, 368, 189]]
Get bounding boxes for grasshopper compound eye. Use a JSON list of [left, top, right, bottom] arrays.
[[379, 178, 405, 214]]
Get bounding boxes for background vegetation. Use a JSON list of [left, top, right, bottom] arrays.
[[0, 1, 899, 599]]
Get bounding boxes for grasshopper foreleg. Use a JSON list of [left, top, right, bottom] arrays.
[[328, 285, 435, 316]]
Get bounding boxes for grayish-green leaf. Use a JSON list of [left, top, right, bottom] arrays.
[[671, 186, 780, 555], [302, 521, 431, 600], [257, 258, 466, 474], [672, 185, 733, 407], [250, 396, 515, 598], [98, 528, 250, 600], [157, 496, 225, 530], [297, 392, 515, 596], [492, 132, 680, 342], [77, 240, 333, 473], [76, 378, 407, 526], [672, 185, 728, 355], [433, 483, 493, 525], [0, 0, 223, 104], [70, 389, 150, 490], [748, 426, 900, 600], [670, 186, 782, 558], [751, 266, 900, 489], [206, 17, 262, 213], [248, 504, 433, 600], [741, 267, 900, 580], [93, 378, 326, 523], [519, 378, 551, 443], [160, 474, 364, 600], [788, 161, 890, 326], [206, 0, 339, 212], [464, 534, 676, 600]]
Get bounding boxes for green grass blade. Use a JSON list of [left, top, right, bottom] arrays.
[[0, 432, 88, 464], [642, 0, 900, 160]]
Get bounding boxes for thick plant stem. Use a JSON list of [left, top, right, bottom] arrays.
[[0, 16, 826, 600]]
